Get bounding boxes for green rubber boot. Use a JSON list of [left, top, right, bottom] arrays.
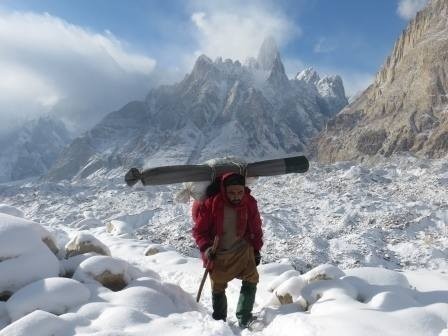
[[212, 292, 227, 321], [236, 281, 257, 328]]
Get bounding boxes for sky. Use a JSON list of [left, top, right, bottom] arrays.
[[0, 0, 429, 134]]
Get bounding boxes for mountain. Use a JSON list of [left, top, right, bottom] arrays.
[[47, 38, 348, 181], [0, 116, 72, 182], [316, 0, 448, 162]]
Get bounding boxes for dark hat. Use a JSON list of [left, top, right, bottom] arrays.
[[223, 173, 245, 187]]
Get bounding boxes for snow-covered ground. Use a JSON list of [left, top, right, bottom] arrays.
[[0, 155, 447, 335]]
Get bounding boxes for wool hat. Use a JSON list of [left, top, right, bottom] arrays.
[[223, 173, 245, 187]]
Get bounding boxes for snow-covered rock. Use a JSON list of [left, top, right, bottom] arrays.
[[345, 267, 410, 288], [65, 232, 111, 258], [106, 219, 135, 237], [0, 310, 70, 336], [302, 264, 346, 283], [73, 218, 103, 229], [274, 276, 306, 305], [73, 256, 143, 291], [144, 244, 165, 256], [299, 278, 359, 310], [0, 214, 59, 298], [6, 278, 90, 321], [60, 252, 99, 277], [267, 269, 301, 292]]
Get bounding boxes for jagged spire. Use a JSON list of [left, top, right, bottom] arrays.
[[257, 36, 281, 71], [296, 68, 321, 85]]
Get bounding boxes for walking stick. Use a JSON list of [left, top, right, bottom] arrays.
[[196, 236, 219, 302]]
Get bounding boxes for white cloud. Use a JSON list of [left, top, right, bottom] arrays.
[[397, 0, 429, 20], [0, 10, 156, 134], [189, 1, 300, 63]]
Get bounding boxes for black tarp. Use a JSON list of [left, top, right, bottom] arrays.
[[125, 156, 309, 187]]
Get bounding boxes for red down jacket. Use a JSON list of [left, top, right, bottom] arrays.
[[192, 173, 263, 262]]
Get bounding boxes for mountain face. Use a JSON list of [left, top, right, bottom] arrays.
[[47, 39, 348, 181], [0, 117, 72, 182], [316, 0, 448, 162]]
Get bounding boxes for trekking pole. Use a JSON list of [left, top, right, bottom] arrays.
[[196, 236, 219, 302]]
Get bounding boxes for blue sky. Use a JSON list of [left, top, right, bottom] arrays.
[[0, 0, 429, 132]]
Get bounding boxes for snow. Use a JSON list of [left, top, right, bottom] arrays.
[[0, 155, 447, 335], [0, 214, 59, 295], [6, 278, 90, 321], [0, 204, 23, 218]]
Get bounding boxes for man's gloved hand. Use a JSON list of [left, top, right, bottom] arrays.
[[254, 251, 261, 266], [205, 246, 216, 261]]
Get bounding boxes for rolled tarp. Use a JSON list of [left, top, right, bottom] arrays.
[[125, 155, 309, 187]]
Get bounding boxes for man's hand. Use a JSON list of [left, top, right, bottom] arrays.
[[205, 246, 216, 261], [255, 251, 261, 266]]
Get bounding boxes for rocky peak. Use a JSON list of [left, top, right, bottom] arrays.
[[257, 36, 281, 71], [190, 54, 215, 81], [376, 0, 448, 86], [267, 54, 290, 89], [316, 0, 448, 162], [296, 68, 321, 85], [317, 75, 346, 100]]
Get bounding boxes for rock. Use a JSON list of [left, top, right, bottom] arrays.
[[144, 245, 164, 256], [60, 252, 99, 278], [299, 279, 358, 311], [274, 276, 306, 305], [73, 255, 142, 292], [42, 237, 59, 256], [65, 232, 110, 258], [302, 264, 345, 283], [317, 0, 448, 161], [106, 220, 134, 237]]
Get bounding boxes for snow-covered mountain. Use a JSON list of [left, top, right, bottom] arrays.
[[47, 38, 347, 181], [0, 117, 72, 182], [316, 0, 448, 162]]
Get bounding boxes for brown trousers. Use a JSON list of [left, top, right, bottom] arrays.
[[210, 242, 259, 293]]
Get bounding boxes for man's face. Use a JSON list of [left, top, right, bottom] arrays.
[[225, 184, 245, 205]]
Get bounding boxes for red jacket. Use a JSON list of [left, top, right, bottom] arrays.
[[192, 173, 263, 262]]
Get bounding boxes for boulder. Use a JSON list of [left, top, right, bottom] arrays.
[[73, 256, 142, 292], [0, 214, 59, 297], [65, 233, 110, 258]]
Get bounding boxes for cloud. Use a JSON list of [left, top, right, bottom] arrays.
[[189, 1, 300, 63], [0, 10, 156, 134], [397, 0, 429, 20]]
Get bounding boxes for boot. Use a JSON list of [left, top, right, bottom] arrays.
[[212, 292, 227, 321], [236, 281, 257, 328]]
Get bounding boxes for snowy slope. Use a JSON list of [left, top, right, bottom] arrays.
[[0, 155, 447, 335], [0, 116, 72, 183]]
